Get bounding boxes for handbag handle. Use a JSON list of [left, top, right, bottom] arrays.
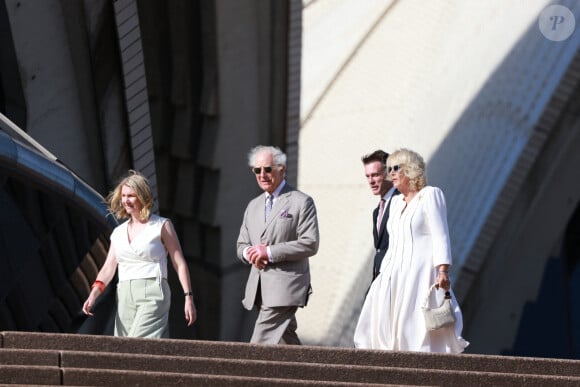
[[422, 283, 452, 308]]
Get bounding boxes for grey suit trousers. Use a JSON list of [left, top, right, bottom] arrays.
[[250, 305, 300, 345]]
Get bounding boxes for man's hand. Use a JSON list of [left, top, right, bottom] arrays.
[[247, 244, 269, 270]]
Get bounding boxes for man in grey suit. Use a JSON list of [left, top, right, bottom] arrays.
[[237, 145, 320, 345]]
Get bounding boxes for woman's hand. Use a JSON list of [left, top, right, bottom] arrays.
[[184, 297, 197, 326], [82, 289, 100, 316], [436, 271, 450, 291]]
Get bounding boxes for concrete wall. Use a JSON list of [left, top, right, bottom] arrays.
[[297, 0, 580, 356], [0, 0, 300, 342]]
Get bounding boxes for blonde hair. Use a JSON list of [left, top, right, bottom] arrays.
[[107, 170, 153, 221], [387, 148, 427, 191]]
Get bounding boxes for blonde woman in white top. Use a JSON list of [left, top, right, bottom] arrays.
[[82, 170, 196, 337]]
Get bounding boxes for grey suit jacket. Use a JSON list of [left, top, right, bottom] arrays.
[[237, 183, 320, 310]]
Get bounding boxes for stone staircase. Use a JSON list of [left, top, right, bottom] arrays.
[[1, 331, 579, 386]]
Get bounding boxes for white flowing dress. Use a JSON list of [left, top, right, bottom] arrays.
[[354, 186, 469, 352]]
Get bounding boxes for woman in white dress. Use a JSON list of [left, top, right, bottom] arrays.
[[82, 170, 196, 337], [354, 149, 468, 352]]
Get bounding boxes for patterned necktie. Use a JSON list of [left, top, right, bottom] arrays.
[[376, 198, 385, 232], [265, 195, 273, 221]]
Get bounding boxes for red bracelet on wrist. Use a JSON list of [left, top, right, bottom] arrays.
[[91, 280, 106, 293]]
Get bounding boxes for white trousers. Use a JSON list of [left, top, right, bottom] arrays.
[[115, 278, 170, 338]]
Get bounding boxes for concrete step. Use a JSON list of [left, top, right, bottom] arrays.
[[61, 368, 580, 387], [0, 364, 390, 387], [2, 331, 580, 386], [3, 356, 577, 387], [58, 351, 580, 386], [0, 365, 61, 385], [62, 368, 395, 386], [0, 349, 58, 366], [3, 331, 579, 378]]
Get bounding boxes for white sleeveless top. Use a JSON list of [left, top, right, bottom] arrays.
[[110, 214, 169, 282]]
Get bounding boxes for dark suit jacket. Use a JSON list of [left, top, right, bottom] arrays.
[[372, 188, 397, 280], [237, 183, 320, 310]]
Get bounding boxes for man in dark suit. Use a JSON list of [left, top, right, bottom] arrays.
[[362, 150, 397, 281], [237, 145, 320, 345]]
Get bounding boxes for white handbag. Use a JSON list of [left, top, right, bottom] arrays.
[[421, 283, 456, 331]]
